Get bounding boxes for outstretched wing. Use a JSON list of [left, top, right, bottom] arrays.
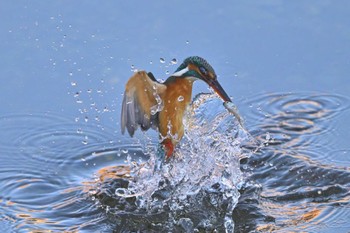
[[121, 71, 166, 137]]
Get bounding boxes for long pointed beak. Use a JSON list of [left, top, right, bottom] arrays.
[[207, 79, 232, 102]]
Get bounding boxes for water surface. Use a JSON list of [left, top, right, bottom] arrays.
[[1, 1, 350, 232], [1, 91, 349, 232]]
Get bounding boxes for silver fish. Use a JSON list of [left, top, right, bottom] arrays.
[[223, 101, 244, 129]]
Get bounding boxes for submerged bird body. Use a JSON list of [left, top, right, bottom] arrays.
[[121, 56, 232, 158]]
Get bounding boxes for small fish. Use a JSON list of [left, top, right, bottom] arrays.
[[223, 101, 245, 129]]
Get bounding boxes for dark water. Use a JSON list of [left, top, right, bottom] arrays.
[[235, 92, 350, 232], [1, 92, 349, 232], [1, 1, 350, 232]]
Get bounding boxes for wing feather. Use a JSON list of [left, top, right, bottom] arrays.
[[121, 71, 166, 136]]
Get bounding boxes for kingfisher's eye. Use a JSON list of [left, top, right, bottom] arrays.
[[199, 66, 207, 75]]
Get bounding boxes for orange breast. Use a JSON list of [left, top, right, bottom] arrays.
[[158, 78, 194, 145]]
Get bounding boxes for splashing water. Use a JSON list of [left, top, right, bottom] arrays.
[[96, 93, 253, 232]]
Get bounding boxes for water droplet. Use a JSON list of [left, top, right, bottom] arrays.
[[177, 95, 184, 102], [224, 217, 234, 233], [186, 40, 190, 44], [84, 116, 88, 122], [165, 70, 169, 75], [115, 188, 130, 196], [69, 72, 73, 76], [76, 128, 83, 134], [131, 64, 137, 72], [122, 148, 128, 154], [317, 190, 322, 195], [160, 58, 165, 63], [117, 149, 121, 157], [82, 140, 88, 145], [265, 132, 271, 141], [150, 106, 157, 115], [170, 58, 177, 64], [177, 218, 193, 232], [87, 89, 92, 93], [70, 81, 77, 86], [149, 61, 153, 64]]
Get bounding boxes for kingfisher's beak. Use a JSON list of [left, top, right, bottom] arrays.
[[207, 79, 232, 102]]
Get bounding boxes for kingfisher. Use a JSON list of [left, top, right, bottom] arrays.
[[121, 56, 234, 161]]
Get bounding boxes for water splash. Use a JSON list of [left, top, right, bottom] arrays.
[[96, 93, 253, 232]]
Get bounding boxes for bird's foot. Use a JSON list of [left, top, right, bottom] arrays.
[[162, 139, 174, 159]]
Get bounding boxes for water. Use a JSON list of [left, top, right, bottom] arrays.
[[234, 92, 350, 232], [1, 1, 350, 232], [0, 92, 349, 232], [89, 94, 249, 232]]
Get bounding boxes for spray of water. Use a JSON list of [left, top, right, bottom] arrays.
[[102, 93, 253, 232]]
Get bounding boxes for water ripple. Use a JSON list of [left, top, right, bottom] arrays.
[[245, 93, 349, 142], [237, 92, 350, 232], [0, 113, 117, 231], [1, 91, 349, 232]]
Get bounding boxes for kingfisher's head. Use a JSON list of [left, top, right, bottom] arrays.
[[172, 56, 232, 102]]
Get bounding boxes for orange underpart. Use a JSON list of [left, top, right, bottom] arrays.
[[162, 139, 174, 158]]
